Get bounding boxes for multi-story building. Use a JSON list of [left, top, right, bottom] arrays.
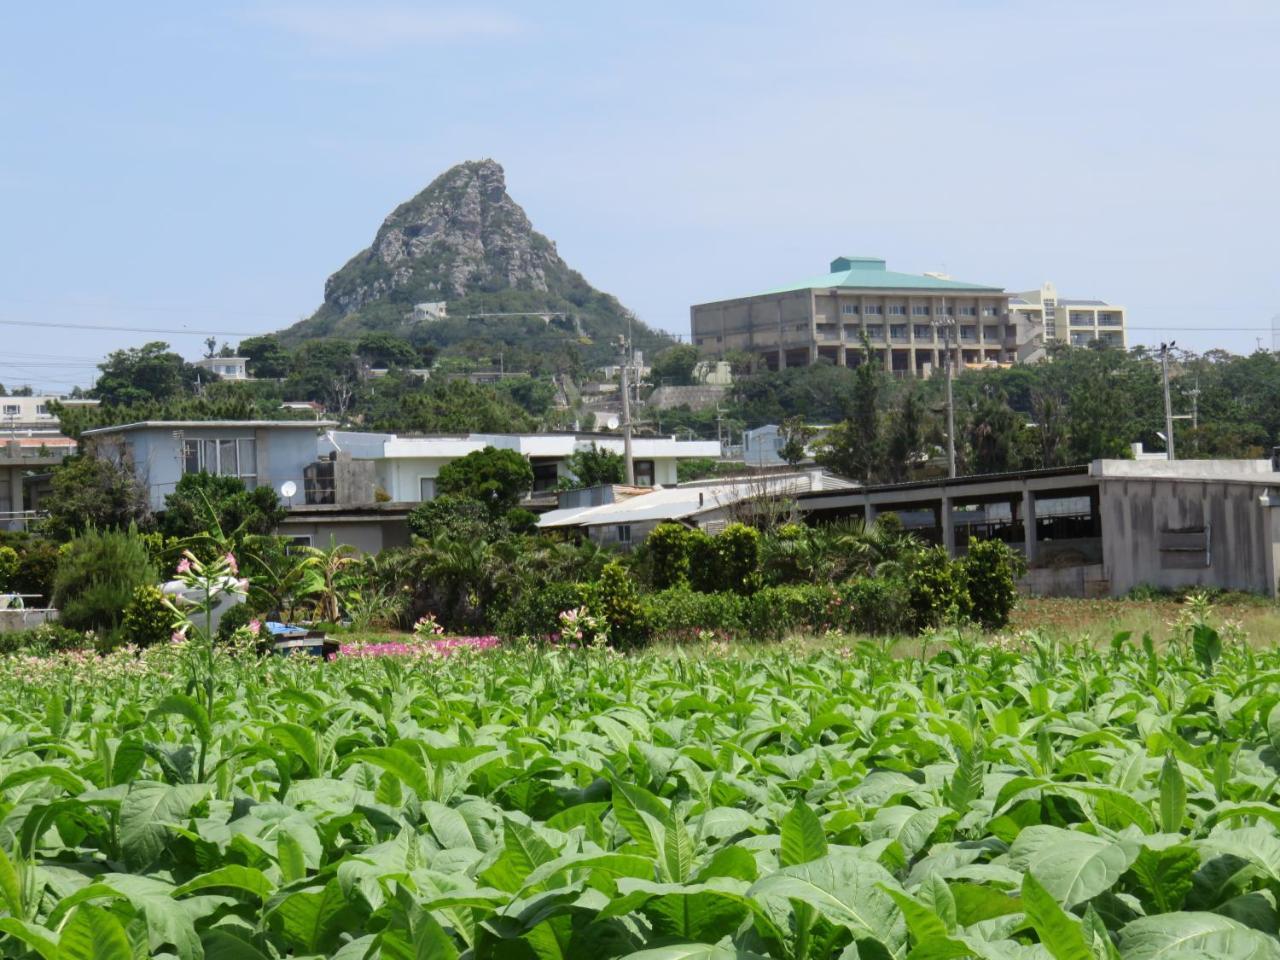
[[195, 356, 250, 380], [691, 256, 1014, 377], [1009, 282, 1127, 357], [0, 395, 99, 435]]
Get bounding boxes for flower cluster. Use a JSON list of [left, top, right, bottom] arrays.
[[557, 606, 609, 647], [335, 635, 500, 659], [412, 613, 446, 639]]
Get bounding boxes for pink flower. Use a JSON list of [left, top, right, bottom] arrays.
[[236, 578, 250, 593], [170, 629, 187, 644], [176, 558, 192, 575], [248, 619, 261, 636], [224, 553, 239, 574]]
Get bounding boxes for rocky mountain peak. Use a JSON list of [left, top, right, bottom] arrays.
[[323, 158, 563, 315]]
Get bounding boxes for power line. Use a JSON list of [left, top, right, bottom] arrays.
[[0, 318, 267, 336]]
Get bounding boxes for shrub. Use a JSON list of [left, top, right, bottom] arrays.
[[644, 523, 696, 590], [436, 447, 534, 513], [589, 561, 648, 648], [504, 508, 539, 536], [0, 545, 17, 591], [713, 524, 761, 594], [216, 602, 255, 642], [901, 546, 970, 631], [408, 495, 498, 542], [496, 581, 589, 640], [0, 622, 92, 656], [0, 535, 60, 603], [120, 584, 174, 648], [51, 527, 156, 638], [743, 585, 827, 641], [644, 587, 747, 642], [838, 577, 913, 635], [962, 539, 1026, 630]]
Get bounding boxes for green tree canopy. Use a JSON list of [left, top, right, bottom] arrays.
[[237, 335, 292, 379], [42, 455, 152, 540], [650, 344, 700, 386], [435, 446, 534, 512], [159, 472, 287, 541], [356, 332, 421, 369], [91, 342, 202, 406], [563, 443, 624, 488]]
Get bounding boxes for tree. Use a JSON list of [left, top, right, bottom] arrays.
[[651, 345, 700, 386], [42, 455, 152, 540], [356, 332, 420, 369], [51, 526, 156, 640], [563, 443, 624, 488], [238, 335, 292, 379], [885, 388, 927, 483], [160, 472, 286, 540], [395, 379, 535, 433], [814, 339, 885, 482], [92, 342, 202, 406], [436, 447, 534, 513], [407, 495, 499, 542], [963, 391, 1027, 474], [777, 416, 816, 468]]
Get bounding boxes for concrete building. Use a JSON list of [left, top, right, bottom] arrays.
[[691, 256, 1014, 376], [741, 423, 832, 468], [794, 458, 1280, 598], [322, 431, 723, 502], [0, 437, 76, 531], [0, 395, 99, 435], [1010, 282, 1127, 358], [195, 357, 250, 381], [82, 420, 339, 512]]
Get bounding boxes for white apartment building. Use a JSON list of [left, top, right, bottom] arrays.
[[1010, 282, 1127, 357], [322, 431, 723, 502], [195, 356, 250, 380], [0, 395, 99, 435]]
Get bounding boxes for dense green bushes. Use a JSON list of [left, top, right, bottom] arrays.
[[120, 584, 173, 648], [51, 526, 156, 640]]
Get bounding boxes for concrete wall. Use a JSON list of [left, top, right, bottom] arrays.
[[278, 517, 411, 555], [1100, 477, 1273, 595]]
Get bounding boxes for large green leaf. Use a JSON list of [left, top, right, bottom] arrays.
[[779, 797, 828, 867], [619, 946, 769, 960], [746, 852, 907, 953], [148, 694, 212, 745], [1118, 912, 1280, 959], [1007, 825, 1138, 908], [1020, 872, 1095, 960], [57, 904, 133, 960], [118, 782, 211, 870]]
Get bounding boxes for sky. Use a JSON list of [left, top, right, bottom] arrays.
[[2, 1, 1278, 393]]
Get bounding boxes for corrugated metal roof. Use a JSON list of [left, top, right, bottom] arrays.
[[760, 258, 1002, 296]]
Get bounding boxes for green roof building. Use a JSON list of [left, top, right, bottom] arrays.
[[691, 256, 1019, 377]]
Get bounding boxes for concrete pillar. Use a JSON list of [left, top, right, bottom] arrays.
[[809, 343, 819, 366], [777, 347, 786, 371], [941, 495, 955, 557], [1022, 487, 1037, 565], [837, 344, 847, 367], [865, 500, 878, 528]]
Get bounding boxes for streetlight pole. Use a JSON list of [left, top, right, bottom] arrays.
[[618, 336, 635, 484], [1159, 341, 1177, 461], [933, 300, 957, 478]]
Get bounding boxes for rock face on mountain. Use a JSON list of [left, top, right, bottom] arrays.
[[284, 160, 667, 358]]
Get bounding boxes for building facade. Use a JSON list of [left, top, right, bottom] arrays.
[[195, 357, 250, 380], [691, 256, 1014, 377], [1010, 282, 1127, 356]]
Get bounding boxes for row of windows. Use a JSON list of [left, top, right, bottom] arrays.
[[2, 404, 50, 416], [839, 304, 1002, 317], [182, 438, 258, 482]]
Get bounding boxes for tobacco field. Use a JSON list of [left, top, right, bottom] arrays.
[[4, 628, 1280, 959]]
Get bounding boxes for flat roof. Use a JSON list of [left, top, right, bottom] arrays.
[[82, 420, 337, 436]]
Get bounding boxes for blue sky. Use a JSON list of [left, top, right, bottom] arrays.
[[2, 1, 1278, 392]]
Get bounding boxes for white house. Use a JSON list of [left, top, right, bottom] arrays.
[[195, 357, 249, 381], [322, 431, 723, 502]]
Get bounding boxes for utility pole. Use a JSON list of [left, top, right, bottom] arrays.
[[934, 300, 957, 478], [618, 336, 634, 484], [1159, 341, 1177, 460]]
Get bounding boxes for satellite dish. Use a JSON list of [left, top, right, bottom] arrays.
[[280, 481, 297, 499]]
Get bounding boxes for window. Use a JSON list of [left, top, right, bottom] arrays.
[[865, 325, 884, 340], [616, 524, 632, 544], [959, 326, 977, 342], [695, 337, 705, 346], [180, 436, 257, 484], [983, 325, 1001, 341], [2, 404, 17, 415], [935, 305, 952, 316], [531, 460, 560, 492], [36, 404, 48, 416], [841, 303, 858, 315], [912, 305, 930, 317], [889, 324, 908, 341], [419, 477, 436, 501], [959, 306, 977, 317], [982, 307, 998, 316], [887, 304, 905, 316], [634, 459, 655, 487], [1070, 311, 1094, 325], [864, 304, 883, 315], [914, 324, 933, 340]]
